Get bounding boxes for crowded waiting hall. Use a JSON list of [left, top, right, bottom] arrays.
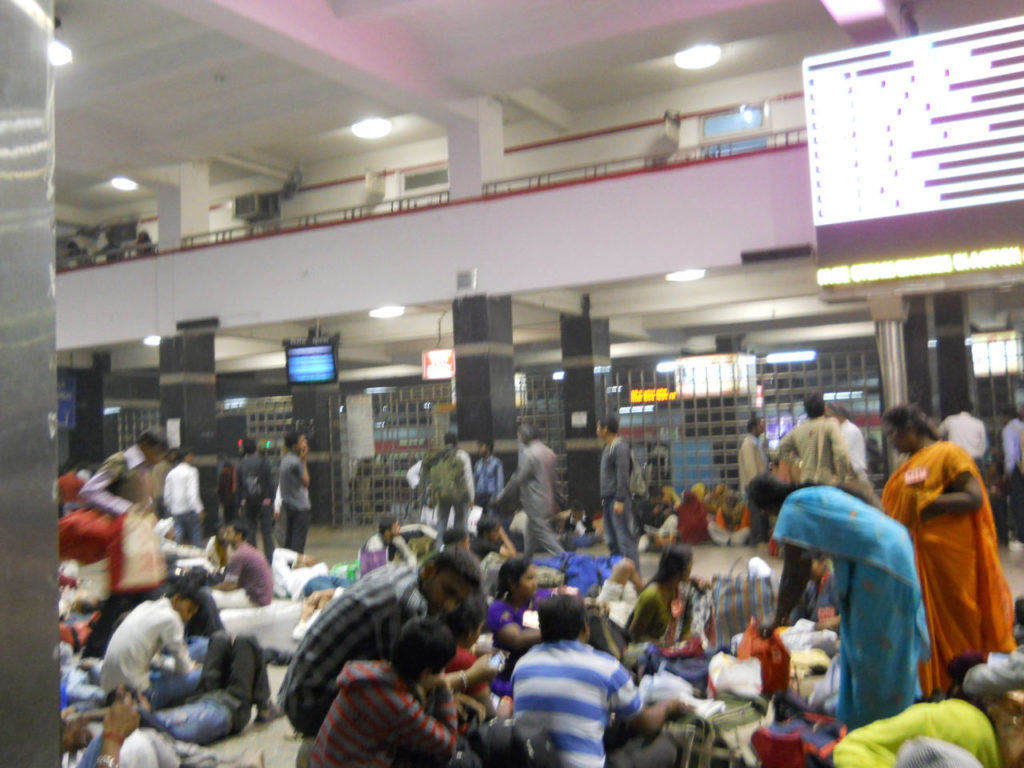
[[10, 2, 1024, 768]]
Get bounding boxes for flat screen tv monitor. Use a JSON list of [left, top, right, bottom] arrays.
[[286, 344, 337, 385]]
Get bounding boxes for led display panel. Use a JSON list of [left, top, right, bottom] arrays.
[[805, 15, 1024, 265], [286, 344, 337, 385]]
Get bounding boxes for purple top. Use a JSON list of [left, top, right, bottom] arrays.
[[225, 542, 273, 606], [487, 599, 526, 650]]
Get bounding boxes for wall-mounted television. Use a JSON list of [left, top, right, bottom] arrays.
[[285, 342, 337, 385]]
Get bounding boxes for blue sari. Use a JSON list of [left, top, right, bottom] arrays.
[[774, 486, 929, 729]]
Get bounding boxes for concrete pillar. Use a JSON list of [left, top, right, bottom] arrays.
[[447, 98, 504, 200], [160, 329, 219, 533], [157, 161, 210, 248], [0, 0, 61, 763], [870, 295, 908, 472], [452, 294, 518, 473], [560, 313, 611, 516]]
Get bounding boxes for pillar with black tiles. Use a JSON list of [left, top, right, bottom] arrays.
[[66, 353, 110, 464], [159, 330, 218, 534], [560, 313, 610, 516], [903, 296, 934, 415], [290, 384, 336, 526], [934, 292, 975, 418], [452, 295, 518, 474]]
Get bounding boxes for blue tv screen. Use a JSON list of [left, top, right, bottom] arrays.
[[286, 344, 337, 385]]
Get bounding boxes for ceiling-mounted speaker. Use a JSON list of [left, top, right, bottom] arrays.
[[456, 269, 478, 293]]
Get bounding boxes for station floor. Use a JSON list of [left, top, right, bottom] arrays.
[[207, 523, 1024, 767]]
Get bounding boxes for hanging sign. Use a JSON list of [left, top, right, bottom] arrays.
[[423, 349, 456, 380]]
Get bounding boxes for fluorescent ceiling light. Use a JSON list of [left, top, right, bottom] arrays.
[[552, 370, 565, 381], [674, 44, 721, 70], [655, 361, 677, 374], [665, 269, 706, 282], [369, 305, 405, 319], [765, 350, 817, 364], [48, 39, 72, 66], [351, 118, 392, 139], [111, 176, 138, 191], [143, 335, 161, 346]]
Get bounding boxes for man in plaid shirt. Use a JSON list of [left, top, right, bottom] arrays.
[[279, 547, 481, 737]]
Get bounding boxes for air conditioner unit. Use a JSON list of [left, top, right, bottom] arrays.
[[234, 193, 280, 222]]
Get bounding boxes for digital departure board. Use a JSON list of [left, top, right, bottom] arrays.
[[806, 15, 1024, 265]]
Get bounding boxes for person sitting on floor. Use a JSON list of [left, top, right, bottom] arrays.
[[211, 520, 273, 610], [630, 544, 699, 644], [442, 591, 501, 720], [706, 487, 751, 546], [513, 593, 687, 768], [559, 499, 601, 550], [441, 526, 470, 551], [789, 556, 841, 631], [486, 556, 543, 698], [153, 630, 282, 745], [280, 546, 481, 739], [311, 616, 460, 768], [361, 515, 418, 574], [470, 515, 517, 560], [99, 577, 201, 711]]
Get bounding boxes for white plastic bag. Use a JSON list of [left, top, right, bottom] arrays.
[[638, 670, 695, 704], [708, 651, 762, 699]]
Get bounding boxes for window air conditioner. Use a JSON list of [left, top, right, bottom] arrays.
[[234, 193, 280, 222]]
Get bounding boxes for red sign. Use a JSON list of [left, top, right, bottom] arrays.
[[423, 349, 456, 380]]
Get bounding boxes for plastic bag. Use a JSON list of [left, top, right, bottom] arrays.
[[638, 669, 695, 704], [737, 619, 791, 695], [708, 651, 762, 699]]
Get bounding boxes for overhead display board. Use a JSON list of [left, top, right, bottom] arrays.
[[806, 15, 1024, 265]]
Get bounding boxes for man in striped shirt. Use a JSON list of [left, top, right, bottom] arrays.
[[311, 616, 459, 768], [279, 547, 481, 737], [513, 594, 685, 768]]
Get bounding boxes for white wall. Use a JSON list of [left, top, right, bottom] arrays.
[[56, 146, 815, 350]]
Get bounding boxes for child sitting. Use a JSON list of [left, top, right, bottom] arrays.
[[442, 592, 500, 720], [311, 616, 459, 768], [789, 557, 840, 631]]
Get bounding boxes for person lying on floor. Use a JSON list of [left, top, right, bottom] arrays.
[[270, 548, 344, 600], [789, 556, 841, 631], [441, 591, 501, 720], [99, 577, 201, 711], [311, 616, 460, 768], [210, 520, 273, 610], [512, 594, 687, 768], [280, 546, 481, 739], [153, 631, 282, 745]]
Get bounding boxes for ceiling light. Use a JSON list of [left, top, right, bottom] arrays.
[[665, 269, 706, 282], [351, 118, 393, 139], [369, 305, 404, 319], [552, 371, 565, 381], [656, 361, 677, 374], [143, 335, 161, 346], [674, 44, 721, 70], [111, 176, 138, 191], [48, 39, 72, 67], [765, 350, 817, 364]]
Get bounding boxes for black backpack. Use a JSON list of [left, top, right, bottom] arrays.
[[467, 717, 563, 768], [239, 458, 267, 502]]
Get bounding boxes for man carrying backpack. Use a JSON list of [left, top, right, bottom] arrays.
[[597, 414, 640, 569], [424, 432, 475, 534], [235, 438, 275, 562]]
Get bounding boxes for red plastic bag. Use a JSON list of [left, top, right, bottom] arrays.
[[58, 508, 123, 564], [108, 506, 166, 594], [737, 618, 791, 695]]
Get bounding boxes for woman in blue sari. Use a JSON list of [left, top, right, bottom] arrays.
[[750, 475, 929, 729]]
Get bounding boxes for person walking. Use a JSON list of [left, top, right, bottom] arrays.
[[738, 414, 769, 545], [1000, 406, 1024, 550], [494, 423, 564, 558], [235, 438, 275, 561], [597, 414, 640, 568], [279, 431, 311, 554], [777, 392, 852, 485]]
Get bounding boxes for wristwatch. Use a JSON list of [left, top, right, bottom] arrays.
[[97, 756, 119, 768]]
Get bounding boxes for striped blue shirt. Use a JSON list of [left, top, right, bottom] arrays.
[[512, 640, 642, 768]]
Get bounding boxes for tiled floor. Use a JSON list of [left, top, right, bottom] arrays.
[[209, 523, 1024, 767]]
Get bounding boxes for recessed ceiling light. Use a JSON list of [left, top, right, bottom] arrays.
[[111, 176, 138, 191], [369, 305, 405, 319], [48, 39, 73, 67], [665, 269, 706, 282], [765, 350, 817, 364], [674, 44, 721, 70], [655, 361, 677, 373], [351, 118, 393, 139], [143, 335, 161, 346]]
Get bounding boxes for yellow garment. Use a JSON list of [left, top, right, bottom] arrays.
[[881, 441, 1015, 696], [690, 483, 706, 502], [833, 700, 1002, 768]]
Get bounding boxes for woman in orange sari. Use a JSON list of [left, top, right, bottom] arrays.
[[881, 404, 1015, 696]]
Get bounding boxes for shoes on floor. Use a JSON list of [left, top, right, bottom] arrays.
[[255, 701, 284, 723], [1009, 540, 1024, 552]]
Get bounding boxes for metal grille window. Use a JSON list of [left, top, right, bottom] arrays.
[[104, 405, 160, 452], [972, 331, 1024, 436]]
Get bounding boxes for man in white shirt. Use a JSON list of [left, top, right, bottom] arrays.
[[164, 448, 205, 546], [939, 401, 988, 463], [831, 404, 868, 478], [272, 548, 331, 599], [100, 581, 201, 710]]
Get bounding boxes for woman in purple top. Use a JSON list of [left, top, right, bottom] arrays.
[[485, 556, 541, 697]]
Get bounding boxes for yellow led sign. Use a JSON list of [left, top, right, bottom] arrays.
[[817, 246, 1023, 287], [630, 387, 678, 404]]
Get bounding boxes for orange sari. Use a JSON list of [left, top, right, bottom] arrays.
[[882, 441, 1015, 696]]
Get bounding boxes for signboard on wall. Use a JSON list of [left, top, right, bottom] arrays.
[[346, 394, 376, 459], [677, 354, 756, 398], [423, 349, 456, 380], [57, 372, 76, 429]]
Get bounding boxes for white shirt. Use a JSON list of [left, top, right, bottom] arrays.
[[100, 597, 192, 693], [839, 419, 867, 476], [458, 449, 475, 501], [164, 462, 203, 516], [272, 548, 329, 599], [939, 412, 988, 460]]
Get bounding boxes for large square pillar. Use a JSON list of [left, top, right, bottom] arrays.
[[447, 98, 504, 200], [156, 161, 210, 249], [560, 314, 611, 516], [452, 295, 518, 470], [160, 329, 218, 532]]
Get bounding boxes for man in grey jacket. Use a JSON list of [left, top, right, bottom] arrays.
[[494, 423, 564, 558], [597, 414, 639, 567]]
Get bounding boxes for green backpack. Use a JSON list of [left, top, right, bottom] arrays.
[[425, 448, 471, 507]]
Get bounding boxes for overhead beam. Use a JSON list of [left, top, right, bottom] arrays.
[[213, 153, 291, 182], [818, 0, 907, 44], [505, 88, 573, 132]]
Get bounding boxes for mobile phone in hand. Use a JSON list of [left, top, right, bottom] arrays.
[[488, 651, 506, 669]]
